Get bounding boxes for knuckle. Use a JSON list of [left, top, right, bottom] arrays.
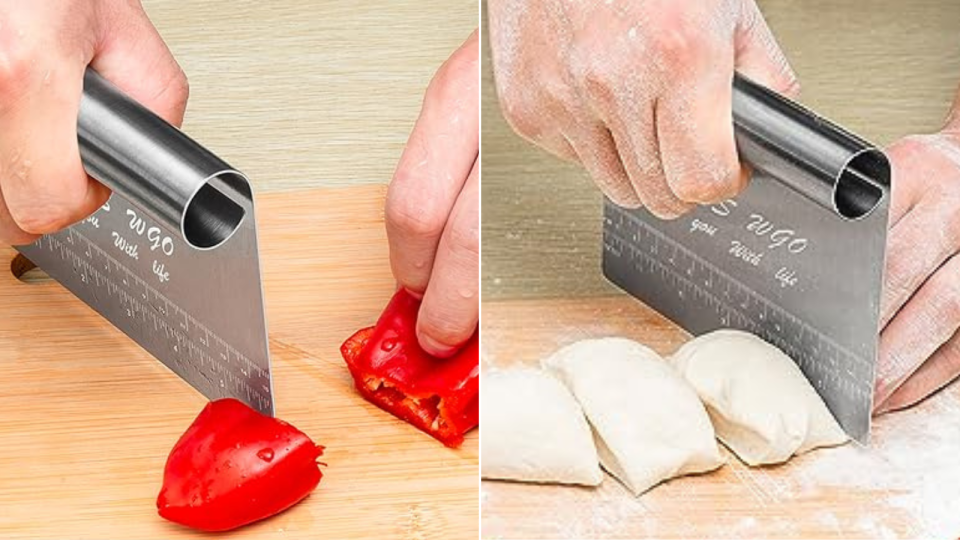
[[497, 87, 539, 139], [570, 37, 627, 108], [541, 80, 572, 111], [670, 162, 743, 204], [930, 271, 960, 322], [881, 262, 911, 309], [945, 197, 960, 231], [448, 219, 480, 260], [648, 18, 704, 64], [154, 67, 190, 113], [428, 51, 477, 109], [946, 278, 960, 318], [576, 58, 618, 107], [170, 69, 190, 105], [385, 188, 447, 240], [498, 75, 569, 143], [0, 37, 34, 104]]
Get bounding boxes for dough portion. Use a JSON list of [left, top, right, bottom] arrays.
[[481, 368, 603, 486], [670, 329, 848, 466], [543, 338, 723, 495]]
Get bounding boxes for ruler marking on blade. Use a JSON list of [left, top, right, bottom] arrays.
[[27, 228, 270, 390], [605, 214, 872, 413], [608, 209, 867, 367]]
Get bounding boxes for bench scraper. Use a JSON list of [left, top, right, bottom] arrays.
[[15, 70, 274, 415], [603, 75, 891, 442]]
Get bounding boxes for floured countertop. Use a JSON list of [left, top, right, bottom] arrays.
[[480, 295, 960, 540]]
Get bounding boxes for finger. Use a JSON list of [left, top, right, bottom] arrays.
[[417, 161, 479, 357], [497, 86, 579, 163], [602, 96, 691, 219], [885, 136, 937, 229], [0, 18, 106, 236], [564, 122, 642, 208], [0, 184, 38, 246], [657, 54, 747, 205], [733, 0, 800, 98], [874, 253, 960, 408], [91, 2, 190, 127], [544, 133, 580, 162], [573, 29, 689, 217], [386, 32, 479, 296], [875, 331, 960, 414], [879, 197, 960, 329]]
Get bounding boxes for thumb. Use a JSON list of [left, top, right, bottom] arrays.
[[733, 0, 800, 99], [91, 2, 190, 128]]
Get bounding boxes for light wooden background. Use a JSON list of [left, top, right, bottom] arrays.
[[1, 1, 479, 538], [481, 0, 960, 300], [145, 0, 477, 191]]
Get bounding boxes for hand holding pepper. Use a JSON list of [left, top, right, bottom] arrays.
[[341, 289, 479, 447], [385, 31, 479, 358]]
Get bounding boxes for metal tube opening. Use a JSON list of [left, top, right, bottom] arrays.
[[182, 172, 247, 249], [834, 149, 890, 220]]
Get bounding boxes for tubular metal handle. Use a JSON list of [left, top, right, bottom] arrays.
[[78, 69, 250, 249], [732, 74, 890, 220]]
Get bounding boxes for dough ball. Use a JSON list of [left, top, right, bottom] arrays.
[[670, 329, 848, 466], [543, 338, 723, 495], [481, 368, 603, 486]]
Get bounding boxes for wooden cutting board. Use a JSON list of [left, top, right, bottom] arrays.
[[0, 185, 478, 539], [480, 294, 960, 540]]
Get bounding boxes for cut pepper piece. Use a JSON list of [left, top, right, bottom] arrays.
[[341, 289, 479, 447], [157, 398, 324, 532]]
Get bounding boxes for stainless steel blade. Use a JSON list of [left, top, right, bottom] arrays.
[[15, 70, 273, 415], [603, 75, 891, 442]]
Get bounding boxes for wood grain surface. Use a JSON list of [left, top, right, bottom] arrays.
[[481, 0, 960, 300], [480, 296, 960, 539], [143, 0, 477, 192], [0, 186, 478, 539]]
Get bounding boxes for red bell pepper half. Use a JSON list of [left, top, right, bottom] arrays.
[[157, 398, 324, 532], [341, 289, 479, 447]]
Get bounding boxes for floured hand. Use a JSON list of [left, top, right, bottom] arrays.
[[875, 116, 960, 413], [487, 0, 798, 217]]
